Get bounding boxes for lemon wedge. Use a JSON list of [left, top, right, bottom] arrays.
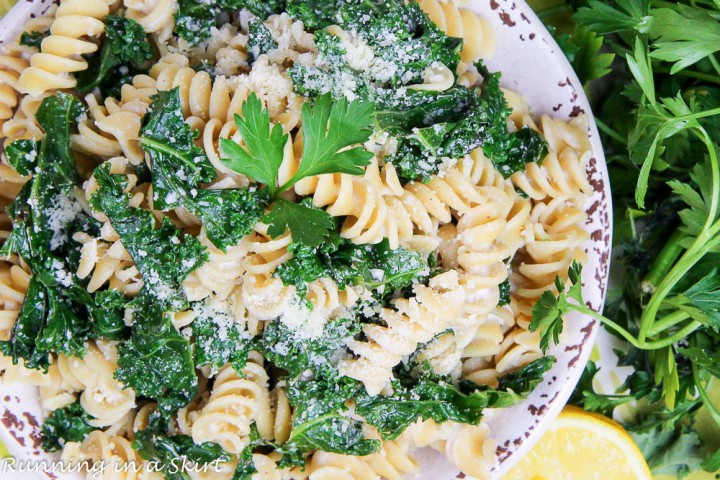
[[502, 405, 652, 480]]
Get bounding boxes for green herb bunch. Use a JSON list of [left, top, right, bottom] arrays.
[[528, 0, 720, 475]]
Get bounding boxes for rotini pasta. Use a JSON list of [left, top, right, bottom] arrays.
[[339, 270, 466, 395], [56, 341, 136, 428], [191, 353, 271, 454], [0, 42, 34, 133], [62, 429, 163, 480], [17, 0, 113, 95], [511, 116, 593, 201]]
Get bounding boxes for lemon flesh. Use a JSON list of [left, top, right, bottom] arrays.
[[502, 406, 652, 480]]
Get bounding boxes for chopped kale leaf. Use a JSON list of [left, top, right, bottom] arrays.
[[88, 289, 130, 340], [5, 139, 38, 176], [290, 22, 547, 184], [19, 30, 49, 49], [275, 234, 427, 300], [191, 300, 255, 373], [357, 357, 554, 440], [498, 278, 511, 307], [76, 16, 154, 97], [133, 411, 230, 479], [41, 401, 95, 452], [90, 163, 207, 312], [115, 304, 198, 416], [248, 20, 277, 64], [258, 317, 379, 467], [261, 317, 360, 378], [278, 375, 379, 467], [0, 94, 103, 370], [175, 0, 284, 46]]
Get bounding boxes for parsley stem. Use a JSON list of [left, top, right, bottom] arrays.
[[568, 304, 640, 348], [643, 321, 702, 349], [643, 230, 686, 290], [638, 238, 712, 344], [648, 310, 690, 337], [693, 365, 720, 427], [673, 106, 720, 123], [702, 130, 720, 226], [594, 118, 626, 145], [655, 68, 720, 85], [639, 128, 720, 344]]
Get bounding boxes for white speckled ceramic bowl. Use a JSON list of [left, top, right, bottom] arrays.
[[0, 1, 612, 478]]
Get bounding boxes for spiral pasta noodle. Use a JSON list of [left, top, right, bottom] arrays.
[[455, 191, 512, 324], [191, 353, 271, 454], [0, 260, 30, 341], [74, 231, 143, 296], [461, 308, 508, 387], [408, 62, 455, 92], [512, 197, 589, 330], [511, 115, 593, 201], [56, 341, 136, 428], [125, 0, 177, 36], [440, 421, 496, 479], [339, 270, 466, 395], [18, 0, 113, 96], [62, 430, 163, 480], [0, 42, 35, 133], [183, 229, 249, 302]]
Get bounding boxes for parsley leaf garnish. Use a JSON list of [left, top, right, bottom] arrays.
[[264, 199, 335, 247], [529, 261, 584, 352], [140, 89, 268, 250], [220, 93, 374, 246], [649, 5, 720, 74], [219, 94, 288, 197], [287, 94, 374, 183]]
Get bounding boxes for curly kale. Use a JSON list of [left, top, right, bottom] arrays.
[[115, 304, 199, 416], [76, 16, 154, 97], [191, 300, 255, 373], [248, 20, 277, 64], [356, 357, 554, 440], [175, 0, 284, 46], [132, 411, 230, 480], [387, 65, 548, 182], [0, 94, 112, 371], [41, 401, 95, 452], [275, 232, 428, 300], [19, 30, 49, 49], [258, 318, 380, 467], [288, 1, 461, 91], [289, 6, 547, 184], [89, 163, 207, 312]]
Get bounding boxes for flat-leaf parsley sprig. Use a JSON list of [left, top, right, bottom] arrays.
[[220, 93, 375, 246]]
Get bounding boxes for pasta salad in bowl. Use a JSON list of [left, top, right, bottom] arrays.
[[0, 0, 611, 478]]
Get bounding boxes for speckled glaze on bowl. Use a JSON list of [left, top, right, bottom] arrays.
[[0, 1, 612, 478]]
